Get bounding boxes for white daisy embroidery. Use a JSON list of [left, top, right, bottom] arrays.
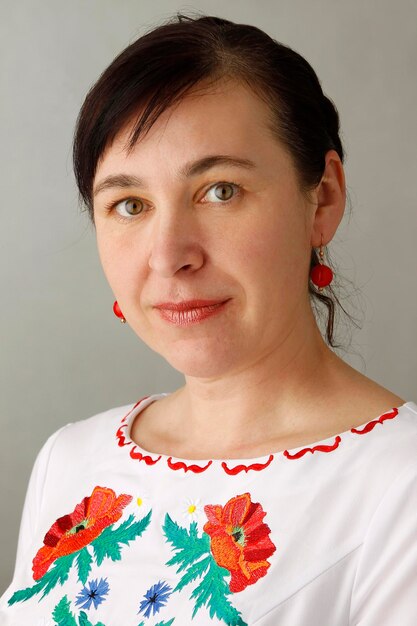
[[182, 497, 204, 523], [135, 488, 152, 511]]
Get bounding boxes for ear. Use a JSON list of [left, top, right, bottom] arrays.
[[310, 149, 346, 248]]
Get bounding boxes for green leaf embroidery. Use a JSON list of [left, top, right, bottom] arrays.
[[78, 612, 94, 626], [163, 515, 211, 574], [173, 554, 211, 592], [191, 557, 246, 625], [52, 598, 106, 626], [76, 549, 93, 585], [137, 617, 175, 626], [92, 511, 152, 566], [52, 594, 77, 626], [163, 515, 247, 626], [8, 553, 77, 605], [79, 611, 106, 626]]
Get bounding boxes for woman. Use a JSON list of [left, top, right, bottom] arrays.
[[1, 12, 416, 626]]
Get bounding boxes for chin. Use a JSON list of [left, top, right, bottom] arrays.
[[161, 340, 240, 379], [169, 360, 234, 379]]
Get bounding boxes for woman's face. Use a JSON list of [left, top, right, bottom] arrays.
[[93, 80, 319, 378]]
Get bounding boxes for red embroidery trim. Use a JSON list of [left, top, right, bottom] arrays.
[[116, 424, 131, 447], [115, 397, 162, 465], [351, 407, 399, 434], [167, 457, 213, 473], [116, 399, 401, 473], [283, 436, 341, 459], [221, 454, 274, 475], [121, 398, 147, 423], [130, 446, 162, 465]]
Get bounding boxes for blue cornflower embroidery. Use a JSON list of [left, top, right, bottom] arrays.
[[138, 580, 172, 618], [75, 577, 110, 610]]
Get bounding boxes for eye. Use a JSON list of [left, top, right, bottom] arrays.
[[114, 198, 144, 217], [103, 180, 241, 221], [203, 182, 241, 203]]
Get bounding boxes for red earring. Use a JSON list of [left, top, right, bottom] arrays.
[[310, 234, 333, 292], [113, 300, 126, 323]]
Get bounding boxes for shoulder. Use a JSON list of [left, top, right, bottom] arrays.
[[37, 400, 139, 468], [54, 401, 135, 440], [344, 400, 417, 531], [25, 400, 142, 519], [374, 400, 417, 458], [357, 400, 417, 480], [349, 454, 417, 624]]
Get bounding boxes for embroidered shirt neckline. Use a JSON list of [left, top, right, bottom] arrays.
[[115, 393, 415, 474]]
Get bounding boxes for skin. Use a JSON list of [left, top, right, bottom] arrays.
[[93, 78, 404, 460]]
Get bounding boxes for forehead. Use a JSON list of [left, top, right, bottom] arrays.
[[95, 79, 290, 180]]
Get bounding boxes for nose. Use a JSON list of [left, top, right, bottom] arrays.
[[148, 208, 205, 277]]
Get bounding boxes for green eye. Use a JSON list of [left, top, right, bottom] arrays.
[[204, 182, 241, 204], [115, 198, 143, 217]]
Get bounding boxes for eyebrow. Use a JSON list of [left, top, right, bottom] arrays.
[[93, 154, 257, 197]]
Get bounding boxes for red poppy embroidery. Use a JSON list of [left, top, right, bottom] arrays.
[[203, 492, 276, 592], [32, 486, 132, 580]]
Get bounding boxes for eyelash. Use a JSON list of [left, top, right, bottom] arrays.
[[102, 181, 243, 222]]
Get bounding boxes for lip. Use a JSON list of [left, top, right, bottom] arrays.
[[155, 299, 230, 326], [154, 299, 228, 311]]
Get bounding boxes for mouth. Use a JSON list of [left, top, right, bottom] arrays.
[[154, 299, 228, 311], [154, 299, 230, 326]]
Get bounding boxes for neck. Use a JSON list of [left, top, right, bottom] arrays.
[[169, 309, 351, 456]]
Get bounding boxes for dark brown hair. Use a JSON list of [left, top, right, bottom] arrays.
[[73, 10, 361, 350]]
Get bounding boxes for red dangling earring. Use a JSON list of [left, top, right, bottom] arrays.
[[310, 234, 333, 292], [113, 300, 126, 323]]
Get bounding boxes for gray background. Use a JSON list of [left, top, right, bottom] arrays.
[[1, 0, 416, 594]]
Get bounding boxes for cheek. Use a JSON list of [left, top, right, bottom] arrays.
[[96, 230, 136, 295], [230, 210, 307, 297]]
